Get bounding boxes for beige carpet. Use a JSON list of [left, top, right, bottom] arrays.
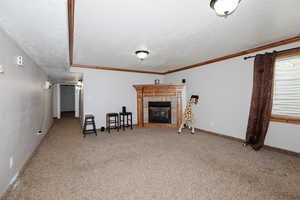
[[4, 118, 300, 200]]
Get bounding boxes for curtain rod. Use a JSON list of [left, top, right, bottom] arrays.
[[243, 46, 300, 60]]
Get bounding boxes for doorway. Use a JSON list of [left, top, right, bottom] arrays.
[[60, 85, 75, 118], [53, 83, 81, 119]]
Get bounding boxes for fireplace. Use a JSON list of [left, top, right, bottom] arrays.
[[148, 101, 171, 123], [133, 84, 184, 128]]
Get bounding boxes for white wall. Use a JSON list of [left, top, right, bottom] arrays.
[[60, 85, 75, 112], [71, 67, 164, 128], [0, 28, 53, 197], [165, 42, 300, 153]]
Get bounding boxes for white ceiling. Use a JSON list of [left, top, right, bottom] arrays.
[[74, 0, 300, 72], [0, 0, 300, 79], [0, 0, 81, 83]]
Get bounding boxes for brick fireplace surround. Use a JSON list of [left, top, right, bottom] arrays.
[[133, 84, 184, 128]]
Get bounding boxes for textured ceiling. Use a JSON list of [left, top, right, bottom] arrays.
[[0, 0, 81, 83], [74, 0, 300, 72], [0, 0, 300, 80]]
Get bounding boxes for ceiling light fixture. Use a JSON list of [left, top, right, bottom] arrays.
[[135, 50, 149, 61], [210, 0, 241, 17]]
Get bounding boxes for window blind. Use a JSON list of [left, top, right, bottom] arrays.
[[272, 55, 300, 118]]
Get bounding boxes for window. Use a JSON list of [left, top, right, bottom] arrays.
[[271, 53, 300, 124]]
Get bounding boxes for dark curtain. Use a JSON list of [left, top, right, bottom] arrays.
[[245, 52, 277, 150]]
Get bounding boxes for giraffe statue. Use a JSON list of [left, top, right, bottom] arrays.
[[178, 95, 199, 134]]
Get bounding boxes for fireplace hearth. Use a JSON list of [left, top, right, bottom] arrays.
[[148, 102, 171, 123]]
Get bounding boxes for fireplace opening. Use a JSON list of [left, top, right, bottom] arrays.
[[148, 101, 171, 123]]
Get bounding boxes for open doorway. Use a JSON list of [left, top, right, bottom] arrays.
[[60, 85, 75, 118], [53, 83, 81, 119]]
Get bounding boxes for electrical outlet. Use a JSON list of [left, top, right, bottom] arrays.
[[36, 130, 45, 136], [9, 157, 14, 169], [210, 122, 215, 127]]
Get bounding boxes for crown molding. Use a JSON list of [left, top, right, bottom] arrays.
[[165, 35, 300, 74], [72, 64, 165, 75], [67, 1, 300, 75]]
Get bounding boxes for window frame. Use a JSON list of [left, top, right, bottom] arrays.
[[270, 48, 300, 125]]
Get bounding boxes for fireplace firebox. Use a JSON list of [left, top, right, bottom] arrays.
[[148, 101, 171, 123]]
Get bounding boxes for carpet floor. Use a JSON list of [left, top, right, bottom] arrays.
[[4, 118, 300, 200]]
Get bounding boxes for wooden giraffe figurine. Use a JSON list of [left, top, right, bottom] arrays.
[[178, 95, 199, 134]]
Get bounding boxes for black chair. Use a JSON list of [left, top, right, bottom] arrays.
[[119, 112, 133, 131], [83, 114, 97, 137], [106, 113, 119, 133]]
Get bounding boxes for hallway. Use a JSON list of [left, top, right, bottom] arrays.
[[4, 118, 300, 200]]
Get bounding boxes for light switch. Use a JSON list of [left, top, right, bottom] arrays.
[[0, 65, 4, 73]]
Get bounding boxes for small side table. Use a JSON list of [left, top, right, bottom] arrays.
[[119, 112, 133, 131], [106, 113, 119, 133]]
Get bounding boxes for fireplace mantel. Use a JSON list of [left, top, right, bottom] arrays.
[[133, 84, 184, 128]]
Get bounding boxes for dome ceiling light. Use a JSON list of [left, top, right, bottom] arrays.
[[210, 0, 241, 17], [135, 50, 149, 61]]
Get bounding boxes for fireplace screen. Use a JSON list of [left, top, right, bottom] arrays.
[[148, 101, 171, 123]]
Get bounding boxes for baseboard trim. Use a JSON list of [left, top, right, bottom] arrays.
[[196, 128, 300, 158], [196, 128, 244, 143], [94, 124, 138, 132], [263, 145, 300, 158], [0, 122, 55, 200]]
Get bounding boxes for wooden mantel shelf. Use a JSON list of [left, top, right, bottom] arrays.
[[133, 83, 184, 88], [133, 84, 184, 97], [133, 84, 185, 128]]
